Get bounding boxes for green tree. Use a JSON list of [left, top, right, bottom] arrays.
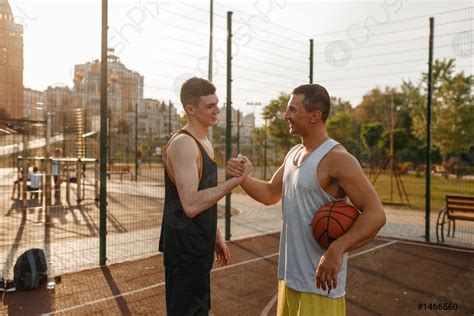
[[361, 122, 385, 166], [261, 93, 299, 152], [379, 128, 409, 152], [354, 88, 392, 129], [250, 126, 267, 167], [354, 87, 413, 131], [328, 97, 352, 119], [179, 113, 187, 128], [326, 111, 363, 158], [407, 59, 473, 162], [355, 86, 423, 164]]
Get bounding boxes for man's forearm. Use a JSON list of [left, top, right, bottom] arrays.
[[330, 207, 386, 253], [240, 176, 279, 206], [216, 228, 224, 243], [184, 177, 241, 218]]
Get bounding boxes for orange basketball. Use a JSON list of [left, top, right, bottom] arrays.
[[311, 201, 360, 250]]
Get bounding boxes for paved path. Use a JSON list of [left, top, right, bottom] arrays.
[[0, 183, 472, 279]]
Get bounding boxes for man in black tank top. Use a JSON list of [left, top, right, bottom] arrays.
[[158, 77, 252, 316]]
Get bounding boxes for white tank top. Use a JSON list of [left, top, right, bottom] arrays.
[[278, 139, 348, 298]]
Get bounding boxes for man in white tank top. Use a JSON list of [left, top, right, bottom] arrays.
[[226, 84, 386, 315]]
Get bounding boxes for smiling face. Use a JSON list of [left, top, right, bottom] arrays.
[[185, 94, 220, 127], [283, 94, 322, 136]]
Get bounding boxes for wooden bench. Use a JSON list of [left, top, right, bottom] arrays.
[[436, 195, 474, 242], [107, 165, 133, 182]]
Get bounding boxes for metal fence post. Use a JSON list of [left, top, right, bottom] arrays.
[[99, 0, 108, 266], [425, 17, 434, 242], [225, 11, 233, 241]]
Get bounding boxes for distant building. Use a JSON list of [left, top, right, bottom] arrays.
[[23, 87, 44, 121], [240, 112, 255, 142], [142, 98, 160, 137], [45, 86, 72, 134], [217, 106, 255, 143], [159, 100, 180, 139], [0, 0, 23, 119], [72, 52, 144, 132]]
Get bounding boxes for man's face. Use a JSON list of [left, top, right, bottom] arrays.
[[283, 94, 310, 135], [192, 94, 220, 126]]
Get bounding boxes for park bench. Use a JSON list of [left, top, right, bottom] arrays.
[[436, 195, 474, 242], [107, 165, 133, 182]]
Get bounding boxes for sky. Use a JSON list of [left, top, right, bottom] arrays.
[[8, 0, 473, 123]]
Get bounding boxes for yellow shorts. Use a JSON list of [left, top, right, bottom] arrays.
[[277, 279, 346, 316]]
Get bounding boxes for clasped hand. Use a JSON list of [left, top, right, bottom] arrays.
[[225, 154, 252, 179]]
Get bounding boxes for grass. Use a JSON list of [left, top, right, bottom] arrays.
[[231, 169, 474, 211], [134, 164, 473, 212], [370, 173, 473, 210]]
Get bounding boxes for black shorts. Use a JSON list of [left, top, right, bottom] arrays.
[[165, 269, 210, 316]]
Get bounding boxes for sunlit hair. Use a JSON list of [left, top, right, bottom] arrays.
[[180, 77, 216, 108], [292, 84, 331, 122]]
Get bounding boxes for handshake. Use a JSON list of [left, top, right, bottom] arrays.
[[225, 154, 253, 181]]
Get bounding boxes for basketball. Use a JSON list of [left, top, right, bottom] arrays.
[[311, 201, 360, 249]]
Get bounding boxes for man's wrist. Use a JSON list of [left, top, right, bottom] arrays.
[[226, 177, 241, 189], [328, 239, 347, 254], [215, 234, 224, 244]]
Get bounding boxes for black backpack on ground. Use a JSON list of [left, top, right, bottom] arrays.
[[13, 248, 48, 290]]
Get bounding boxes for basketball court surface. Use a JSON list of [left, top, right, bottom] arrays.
[[1, 232, 473, 315]]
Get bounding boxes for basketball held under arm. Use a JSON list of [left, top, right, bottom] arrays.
[[167, 136, 244, 218], [327, 150, 386, 253], [315, 150, 386, 291]]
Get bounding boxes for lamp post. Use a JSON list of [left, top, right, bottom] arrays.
[[168, 100, 172, 136], [264, 117, 267, 180], [236, 110, 241, 155], [135, 102, 138, 182], [246, 102, 263, 177]]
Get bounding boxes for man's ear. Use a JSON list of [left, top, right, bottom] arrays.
[[184, 104, 195, 116], [310, 110, 321, 123]]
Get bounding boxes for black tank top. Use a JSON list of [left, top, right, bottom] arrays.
[[158, 129, 218, 273]]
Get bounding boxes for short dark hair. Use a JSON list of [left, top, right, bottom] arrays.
[[292, 84, 331, 122], [180, 77, 216, 108]]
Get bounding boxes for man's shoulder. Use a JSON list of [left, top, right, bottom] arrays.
[[323, 144, 361, 176], [327, 144, 349, 157], [167, 134, 199, 159], [168, 133, 195, 147], [286, 144, 302, 158]]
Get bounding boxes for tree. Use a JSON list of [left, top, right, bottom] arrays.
[[326, 111, 363, 158], [361, 123, 385, 167], [261, 93, 299, 153], [328, 97, 352, 119], [407, 59, 473, 162], [210, 125, 226, 164], [354, 88, 392, 129], [380, 128, 409, 153], [249, 126, 267, 167], [179, 113, 187, 128]]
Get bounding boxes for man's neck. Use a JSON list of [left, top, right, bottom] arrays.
[[301, 127, 329, 152]]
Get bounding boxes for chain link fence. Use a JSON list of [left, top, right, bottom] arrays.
[[0, 2, 472, 281]]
